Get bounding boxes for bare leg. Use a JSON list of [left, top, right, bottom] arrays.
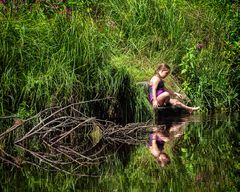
[[156, 92, 171, 106], [169, 122, 188, 138], [169, 99, 199, 114]]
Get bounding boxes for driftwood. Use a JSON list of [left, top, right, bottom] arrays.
[[0, 98, 158, 176]]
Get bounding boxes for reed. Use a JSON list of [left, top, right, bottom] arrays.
[[0, 7, 151, 126]]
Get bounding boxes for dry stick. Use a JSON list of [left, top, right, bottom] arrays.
[[52, 147, 85, 166], [0, 156, 21, 168], [16, 144, 67, 166], [38, 97, 113, 127], [43, 141, 84, 165], [38, 152, 64, 160], [42, 127, 60, 139], [0, 112, 46, 140], [126, 125, 150, 134], [76, 132, 105, 154], [42, 118, 73, 138], [124, 126, 147, 139], [15, 116, 73, 144], [51, 117, 95, 145], [18, 99, 104, 143], [47, 119, 92, 143], [42, 127, 65, 139], [0, 148, 32, 167], [0, 148, 22, 167], [107, 135, 126, 142], [22, 160, 50, 170], [106, 137, 126, 144], [58, 145, 94, 161], [78, 139, 106, 155], [0, 123, 24, 140], [1, 98, 111, 141], [48, 124, 80, 143], [71, 107, 89, 118], [15, 97, 111, 143], [0, 115, 17, 119], [16, 144, 95, 176], [103, 126, 124, 135], [95, 118, 116, 126], [60, 144, 107, 161]]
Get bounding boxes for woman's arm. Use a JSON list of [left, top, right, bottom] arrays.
[[156, 132, 170, 142], [151, 76, 160, 108], [151, 133, 160, 149], [149, 133, 161, 157], [164, 87, 183, 99]]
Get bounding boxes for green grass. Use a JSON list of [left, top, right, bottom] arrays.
[[0, 0, 239, 120]]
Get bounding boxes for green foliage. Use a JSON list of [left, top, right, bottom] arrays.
[[224, 2, 240, 104], [0, 112, 240, 191], [100, 113, 240, 191], [0, 0, 239, 119], [174, 112, 239, 191], [179, 46, 238, 109], [0, 5, 151, 123]]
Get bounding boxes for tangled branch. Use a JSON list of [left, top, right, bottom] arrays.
[[0, 98, 155, 175]]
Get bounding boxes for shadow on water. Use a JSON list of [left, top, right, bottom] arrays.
[[0, 112, 240, 191]]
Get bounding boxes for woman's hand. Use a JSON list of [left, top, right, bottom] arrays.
[[152, 133, 157, 140], [174, 92, 183, 99], [152, 99, 158, 108]]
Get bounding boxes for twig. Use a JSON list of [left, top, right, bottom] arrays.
[[0, 123, 24, 140], [51, 117, 95, 145], [15, 116, 73, 143], [0, 156, 21, 168]]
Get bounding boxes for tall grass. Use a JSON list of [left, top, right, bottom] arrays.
[[0, 0, 239, 121], [0, 4, 152, 124], [102, 0, 239, 109]]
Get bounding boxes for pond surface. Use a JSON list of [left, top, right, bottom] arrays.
[[0, 112, 240, 191]]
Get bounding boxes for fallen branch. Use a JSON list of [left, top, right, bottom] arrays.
[[0, 98, 151, 174]]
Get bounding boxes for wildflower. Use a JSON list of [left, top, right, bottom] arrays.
[[196, 43, 204, 50], [0, 0, 6, 4]]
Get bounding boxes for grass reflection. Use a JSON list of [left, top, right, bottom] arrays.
[[0, 112, 239, 191]]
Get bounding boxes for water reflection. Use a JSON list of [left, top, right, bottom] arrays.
[[0, 112, 240, 191], [121, 112, 240, 191], [148, 119, 188, 167]]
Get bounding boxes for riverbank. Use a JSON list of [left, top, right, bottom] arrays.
[[0, 0, 239, 122]]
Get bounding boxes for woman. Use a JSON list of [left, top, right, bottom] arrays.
[[149, 63, 199, 113], [148, 129, 170, 167], [149, 121, 188, 167]]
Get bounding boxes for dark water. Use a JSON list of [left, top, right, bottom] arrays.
[[0, 112, 240, 192]]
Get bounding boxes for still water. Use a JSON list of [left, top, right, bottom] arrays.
[[0, 112, 240, 192]]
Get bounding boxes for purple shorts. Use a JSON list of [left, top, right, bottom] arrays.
[[149, 87, 165, 102], [148, 133, 165, 150]]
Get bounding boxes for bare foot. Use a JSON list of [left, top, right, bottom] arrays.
[[188, 107, 200, 114], [173, 133, 183, 138]]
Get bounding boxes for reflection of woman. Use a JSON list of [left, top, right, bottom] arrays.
[[148, 121, 188, 167], [148, 131, 170, 167]]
